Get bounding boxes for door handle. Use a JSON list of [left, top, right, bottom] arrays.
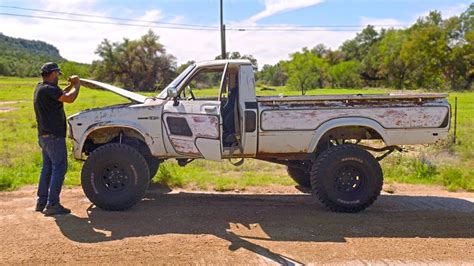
[[204, 106, 217, 112]]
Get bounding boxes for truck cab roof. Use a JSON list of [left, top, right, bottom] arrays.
[[194, 59, 252, 68]]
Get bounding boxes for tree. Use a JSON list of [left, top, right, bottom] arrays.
[[92, 30, 176, 91], [325, 50, 345, 66], [377, 30, 409, 89], [256, 62, 288, 86], [284, 49, 327, 95], [311, 44, 330, 58], [400, 11, 450, 90], [328, 61, 362, 88], [340, 25, 379, 61], [60, 61, 91, 79], [442, 5, 473, 90]]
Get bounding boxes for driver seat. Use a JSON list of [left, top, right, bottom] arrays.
[[222, 77, 238, 147]]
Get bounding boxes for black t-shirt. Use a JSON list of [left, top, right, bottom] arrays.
[[33, 81, 66, 138]]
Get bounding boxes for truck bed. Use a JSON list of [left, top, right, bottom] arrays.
[[255, 93, 450, 151]]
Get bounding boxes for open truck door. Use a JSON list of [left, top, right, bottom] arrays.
[[162, 63, 229, 161]]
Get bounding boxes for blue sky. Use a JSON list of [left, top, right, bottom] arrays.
[[0, 0, 471, 66], [92, 0, 469, 26]]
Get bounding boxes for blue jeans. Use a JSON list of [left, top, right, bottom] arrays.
[[37, 135, 68, 205]]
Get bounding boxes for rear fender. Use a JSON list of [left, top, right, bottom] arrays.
[[308, 117, 388, 153]]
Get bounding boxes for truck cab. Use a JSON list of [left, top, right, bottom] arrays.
[[156, 60, 257, 161]]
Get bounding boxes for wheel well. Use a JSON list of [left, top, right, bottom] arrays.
[[318, 126, 384, 144], [82, 127, 151, 156]]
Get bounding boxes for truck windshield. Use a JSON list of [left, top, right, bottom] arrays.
[[157, 64, 195, 99]]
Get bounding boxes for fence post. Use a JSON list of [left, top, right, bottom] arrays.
[[453, 97, 458, 144]]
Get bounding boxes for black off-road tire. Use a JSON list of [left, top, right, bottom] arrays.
[[287, 166, 311, 188], [81, 143, 150, 211], [311, 144, 383, 213]]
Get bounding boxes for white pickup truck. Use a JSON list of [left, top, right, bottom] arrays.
[[69, 59, 450, 213]]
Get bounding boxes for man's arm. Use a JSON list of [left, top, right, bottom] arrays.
[[59, 75, 80, 103]]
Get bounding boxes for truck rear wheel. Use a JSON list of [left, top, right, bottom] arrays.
[[81, 143, 150, 211], [311, 144, 383, 213]]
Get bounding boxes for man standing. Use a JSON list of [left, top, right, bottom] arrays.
[[34, 62, 80, 216]]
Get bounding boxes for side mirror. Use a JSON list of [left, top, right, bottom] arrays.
[[167, 87, 178, 98], [167, 87, 179, 106]]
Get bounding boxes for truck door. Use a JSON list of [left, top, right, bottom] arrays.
[[162, 63, 229, 161], [237, 65, 258, 156]]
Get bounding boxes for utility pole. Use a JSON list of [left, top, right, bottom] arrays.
[[220, 0, 226, 59]]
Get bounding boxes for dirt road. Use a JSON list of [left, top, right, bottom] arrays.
[[1, 184, 473, 264]]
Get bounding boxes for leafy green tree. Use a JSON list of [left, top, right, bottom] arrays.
[[377, 30, 409, 89], [92, 30, 176, 91], [442, 5, 473, 90], [400, 12, 448, 90], [60, 61, 91, 79], [283, 49, 327, 95], [325, 50, 345, 66], [257, 62, 288, 86], [340, 25, 379, 61], [328, 61, 362, 88], [311, 44, 330, 58]]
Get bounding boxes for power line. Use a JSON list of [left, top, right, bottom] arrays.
[[0, 5, 408, 31], [0, 5, 217, 29], [0, 12, 218, 31], [0, 12, 389, 32]]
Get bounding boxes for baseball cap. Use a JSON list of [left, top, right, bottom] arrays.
[[41, 62, 62, 75]]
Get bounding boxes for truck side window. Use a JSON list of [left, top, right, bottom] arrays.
[[179, 67, 225, 100]]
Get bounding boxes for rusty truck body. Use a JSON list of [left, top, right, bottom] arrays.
[[69, 59, 450, 212]]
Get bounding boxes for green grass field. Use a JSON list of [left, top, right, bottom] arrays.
[[0, 76, 472, 191]]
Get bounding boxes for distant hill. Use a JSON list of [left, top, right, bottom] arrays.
[[0, 33, 90, 77]]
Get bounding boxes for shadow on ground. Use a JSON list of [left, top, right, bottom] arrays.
[[53, 185, 474, 264]]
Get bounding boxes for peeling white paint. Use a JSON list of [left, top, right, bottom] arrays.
[[261, 107, 448, 131]]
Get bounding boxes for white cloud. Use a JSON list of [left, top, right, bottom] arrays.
[[40, 0, 99, 13], [245, 0, 324, 24]]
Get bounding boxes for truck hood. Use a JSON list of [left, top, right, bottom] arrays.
[[80, 78, 149, 103]]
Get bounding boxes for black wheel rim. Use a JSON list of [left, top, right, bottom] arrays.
[[333, 165, 364, 193], [100, 164, 130, 192]]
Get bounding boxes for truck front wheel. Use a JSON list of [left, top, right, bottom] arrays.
[[81, 143, 150, 211], [311, 144, 383, 213]]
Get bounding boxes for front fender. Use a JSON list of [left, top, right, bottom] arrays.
[[73, 120, 153, 160]]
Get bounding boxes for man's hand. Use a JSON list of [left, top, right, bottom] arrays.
[[68, 75, 80, 86], [60, 75, 81, 103]]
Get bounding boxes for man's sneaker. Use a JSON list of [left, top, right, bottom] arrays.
[[35, 202, 47, 212], [43, 203, 71, 216]]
